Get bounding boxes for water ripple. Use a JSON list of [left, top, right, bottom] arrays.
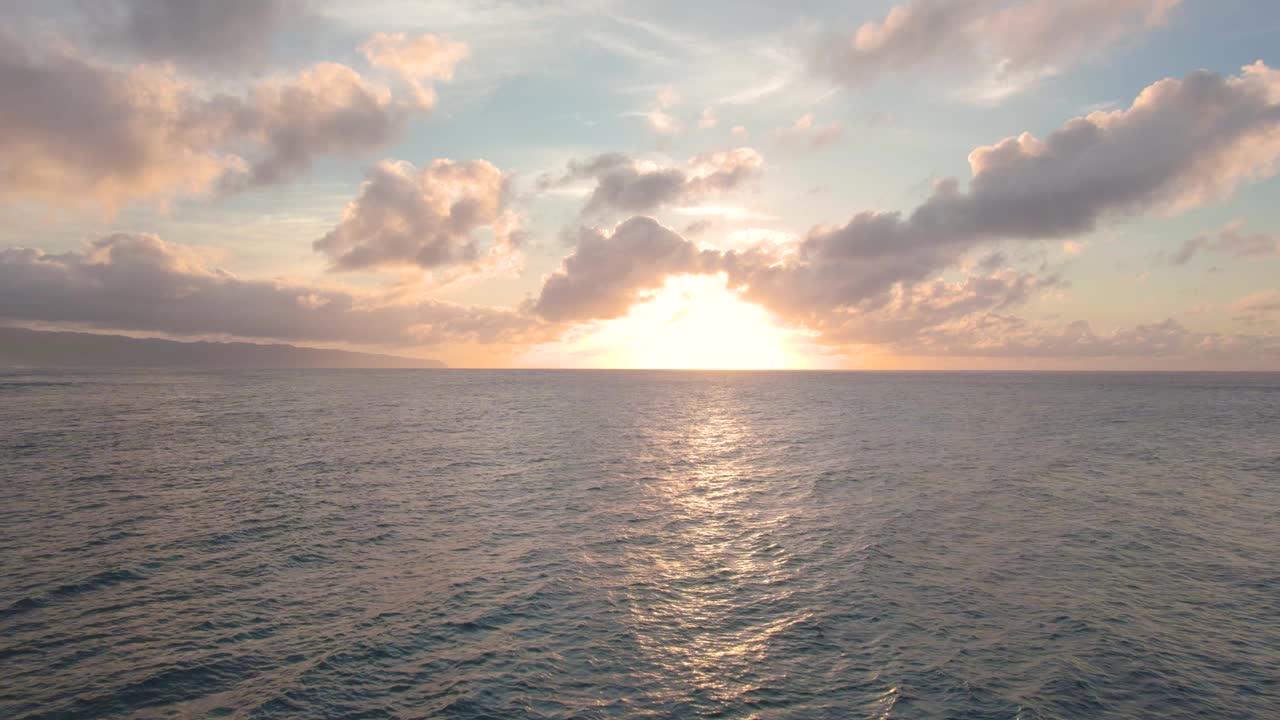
[[1, 369, 1277, 718]]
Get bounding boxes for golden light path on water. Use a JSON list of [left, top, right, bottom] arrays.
[[518, 274, 839, 370], [608, 383, 900, 716], [8, 372, 1277, 716]]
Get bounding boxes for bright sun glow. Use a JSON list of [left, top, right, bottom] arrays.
[[520, 274, 835, 370]]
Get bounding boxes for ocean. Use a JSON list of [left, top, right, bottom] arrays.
[[1, 370, 1277, 718]]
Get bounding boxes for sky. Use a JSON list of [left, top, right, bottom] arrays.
[[1, 0, 1278, 369]]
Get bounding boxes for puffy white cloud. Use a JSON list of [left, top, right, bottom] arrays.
[[360, 32, 469, 107], [698, 107, 718, 129], [643, 87, 682, 140], [816, 0, 1179, 95], [0, 234, 541, 347], [542, 148, 764, 217], [314, 158, 520, 273], [646, 109, 680, 137]]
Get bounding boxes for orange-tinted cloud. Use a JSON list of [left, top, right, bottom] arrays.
[[0, 233, 543, 347], [816, 0, 1180, 95], [314, 158, 520, 274], [0, 31, 458, 211]]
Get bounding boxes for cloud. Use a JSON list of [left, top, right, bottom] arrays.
[[896, 315, 1280, 359], [314, 158, 520, 273], [0, 32, 241, 210], [1167, 221, 1279, 265], [223, 62, 428, 189], [91, 0, 309, 71], [542, 148, 763, 217], [646, 109, 680, 137], [531, 64, 1280, 352], [740, 61, 1280, 317], [533, 217, 720, 322], [815, 0, 1179, 95], [644, 88, 681, 139], [531, 214, 1277, 363], [794, 269, 1063, 345], [0, 32, 448, 209], [698, 106, 718, 129], [0, 234, 540, 347], [1231, 289, 1280, 325], [772, 113, 843, 149], [360, 32, 469, 107]]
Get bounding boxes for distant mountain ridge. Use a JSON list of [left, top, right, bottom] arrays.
[[0, 327, 446, 369]]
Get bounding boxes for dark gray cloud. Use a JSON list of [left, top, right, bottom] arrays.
[[815, 0, 1179, 92], [314, 159, 519, 272], [90, 0, 309, 71], [0, 31, 440, 209], [533, 217, 720, 322], [542, 148, 763, 217], [0, 234, 541, 347]]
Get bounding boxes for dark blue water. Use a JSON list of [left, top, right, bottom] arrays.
[[1, 370, 1277, 718]]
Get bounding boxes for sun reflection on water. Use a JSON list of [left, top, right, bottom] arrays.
[[619, 387, 809, 708]]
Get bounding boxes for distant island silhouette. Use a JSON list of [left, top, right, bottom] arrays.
[[0, 327, 445, 369]]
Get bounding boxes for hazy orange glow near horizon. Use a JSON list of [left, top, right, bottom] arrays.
[[518, 275, 842, 370]]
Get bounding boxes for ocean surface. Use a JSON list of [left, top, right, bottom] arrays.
[[1, 370, 1277, 719]]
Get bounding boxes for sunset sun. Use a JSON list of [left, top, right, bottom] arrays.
[[520, 274, 828, 370]]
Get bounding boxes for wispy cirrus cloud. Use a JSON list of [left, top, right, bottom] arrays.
[[893, 315, 1280, 360], [1231, 289, 1280, 325], [814, 0, 1180, 98], [772, 113, 843, 150], [1165, 221, 1279, 265]]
